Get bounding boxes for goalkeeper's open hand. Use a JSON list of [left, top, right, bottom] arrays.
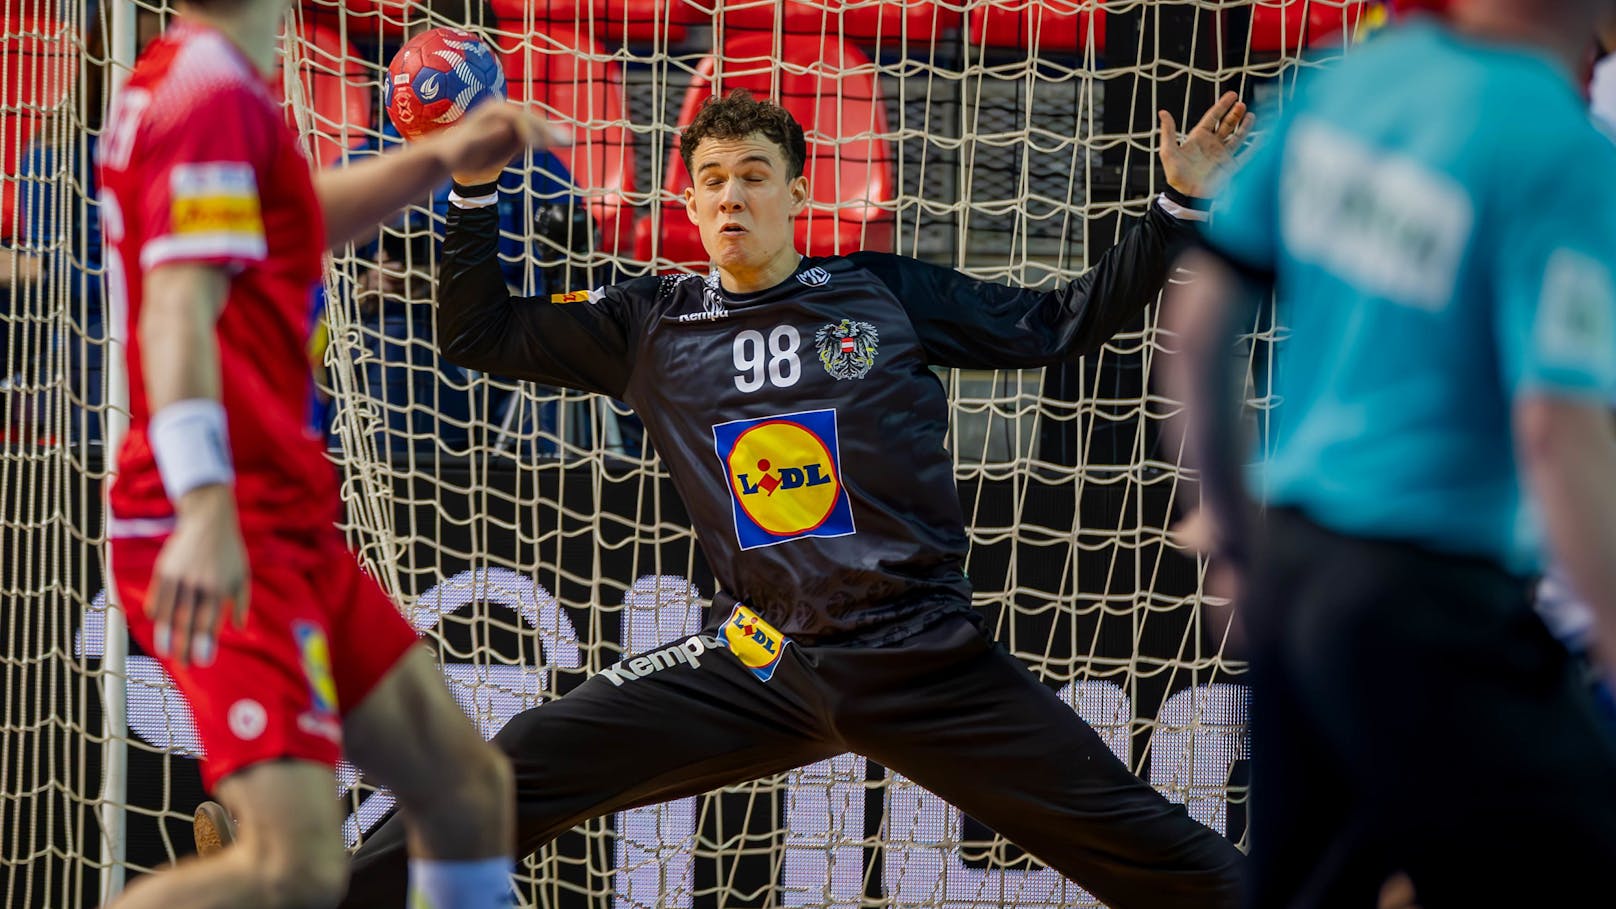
[[1157, 90, 1254, 199], [434, 101, 571, 187]]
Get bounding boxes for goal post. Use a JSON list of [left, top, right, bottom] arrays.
[[0, 0, 1359, 905]]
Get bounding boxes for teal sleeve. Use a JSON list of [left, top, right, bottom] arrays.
[[1494, 130, 1616, 402], [1200, 103, 1293, 273]]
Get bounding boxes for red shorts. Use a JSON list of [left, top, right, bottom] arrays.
[[110, 527, 421, 791]]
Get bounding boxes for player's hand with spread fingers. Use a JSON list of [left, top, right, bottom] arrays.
[[433, 101, 567, 188], [147, 484, 249, 668], [1158, 90, 1255, 199]]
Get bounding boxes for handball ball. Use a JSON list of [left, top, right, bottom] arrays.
[[384, 27, 506, 141]]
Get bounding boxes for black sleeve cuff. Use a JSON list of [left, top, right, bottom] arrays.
[[452, 180, 500, 197], [1162, 185, 1212, 212]]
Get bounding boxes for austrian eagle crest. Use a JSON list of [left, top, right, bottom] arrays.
[[815, 319, 880, 380]]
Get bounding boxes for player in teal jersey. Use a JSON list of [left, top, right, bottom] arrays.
[[1168, 0, 1616, 905]]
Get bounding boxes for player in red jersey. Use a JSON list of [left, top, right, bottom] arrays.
[[98, 2, 547, 907]]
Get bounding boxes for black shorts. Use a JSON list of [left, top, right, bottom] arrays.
[[342, 614, 1242, 909], [1241, 508, 1616, 908]]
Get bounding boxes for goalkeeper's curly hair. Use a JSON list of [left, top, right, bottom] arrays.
[[679, 89, 809, 180]]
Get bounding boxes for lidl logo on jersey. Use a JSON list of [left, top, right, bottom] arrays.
[[291, 620, 339, 716], [169, 162, 263, 238], [717, 603, 791, 682], [712, 408, 855, 550]]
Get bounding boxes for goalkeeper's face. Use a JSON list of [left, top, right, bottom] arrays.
[[683, 133, 809, 287]]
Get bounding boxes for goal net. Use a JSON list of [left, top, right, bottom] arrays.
[[2, 0, 1364, 905]]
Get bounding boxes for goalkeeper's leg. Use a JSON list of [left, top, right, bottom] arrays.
[[835, 616, 1245, 909], [340, 634, 840, 909]]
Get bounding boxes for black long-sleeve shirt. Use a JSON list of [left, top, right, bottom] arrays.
[[439, 195, 1196, 645]]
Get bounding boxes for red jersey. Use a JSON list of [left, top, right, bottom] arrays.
[[101, 21, 336, 537]]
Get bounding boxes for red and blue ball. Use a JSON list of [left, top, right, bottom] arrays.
[[384, 27, 506, 141]]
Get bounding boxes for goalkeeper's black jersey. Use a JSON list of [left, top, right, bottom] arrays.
[[438, 197, 1194, 645]]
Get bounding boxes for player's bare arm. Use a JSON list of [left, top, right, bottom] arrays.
[[1517, 397, 1616, 672], [139, 262, 249, 668], [316, 101, 551, 250], [1160, 247, 1258, 569], [0, 246, 41, 289], [1146, 94, 1263, 562], [445, 104, 569, 186]]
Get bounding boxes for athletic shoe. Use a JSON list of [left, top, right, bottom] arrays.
[[192, 800, 237, 857]]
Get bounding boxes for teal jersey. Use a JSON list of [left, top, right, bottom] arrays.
[[1204, 22, 1616, 574]]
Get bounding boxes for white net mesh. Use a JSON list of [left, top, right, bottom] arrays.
[[2, 1, 1370, 905]]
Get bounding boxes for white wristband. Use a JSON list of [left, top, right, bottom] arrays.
[[448, 188, 498, 209], [1157, 191, 1210, 222], [149, 399, 235, 502]]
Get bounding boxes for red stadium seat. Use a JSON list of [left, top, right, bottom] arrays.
[[272, 21, 373, 166], [300, 1, 399, 44], [633, 33, 896, 270], [968, 0, 1106, 57], [1248, 0, 1366, 53], [679, 0, 961, 47], [1, 13, 75, 242], [501, 27, 638, 256], [491, 0, 697, 46], [301, 0, 414, 39]]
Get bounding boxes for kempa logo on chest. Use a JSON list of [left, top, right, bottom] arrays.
[[677, 274, 730, 323]]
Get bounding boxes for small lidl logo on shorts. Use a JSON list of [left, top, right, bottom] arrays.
[[717, 604, 790, 682], [712, 408, 855, 550], [292, 621, 339, 716], [549, 288, 601, 304]]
